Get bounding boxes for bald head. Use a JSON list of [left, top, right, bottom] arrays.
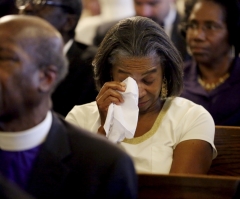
[[0, 14, 61, 40], [0, 15, 68, 88], [0, 15, 68, 130]]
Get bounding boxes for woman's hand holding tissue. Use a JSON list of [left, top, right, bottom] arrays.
[[96, 81, 126, 135]]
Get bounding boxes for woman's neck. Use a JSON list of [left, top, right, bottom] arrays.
[[139, 98, 164, 117], [197, 53, 234, 91], [135, 99, 164, 137], [198, 54, 233, 82]]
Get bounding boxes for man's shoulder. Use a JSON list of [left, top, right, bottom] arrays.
[[31, 113, 137, 199], [70, 40, 97, 55], [66, 40, 97, 68], [51, 112, 129, 158], [72, 40, 88, 50]]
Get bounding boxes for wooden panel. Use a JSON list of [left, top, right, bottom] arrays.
[[138, 173, 240, 199], [208, 126, 240, 176]]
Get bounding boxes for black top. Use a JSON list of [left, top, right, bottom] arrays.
[[51, 41, 98, 116]]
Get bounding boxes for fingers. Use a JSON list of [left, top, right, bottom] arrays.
[[98, 81, 126, 95], [96, 81, 126, 106], [96, 81, 126, 122]]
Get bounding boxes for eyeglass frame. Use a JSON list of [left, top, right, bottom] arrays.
[[16, 0, 74, 13], [181, 20, 226, 36]]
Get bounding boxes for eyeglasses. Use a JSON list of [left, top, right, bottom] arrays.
[[16, 0, 73, 13], [182, 21, 226, 35]]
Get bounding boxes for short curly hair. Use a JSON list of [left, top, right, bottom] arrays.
[[93, 16, 184, 98]]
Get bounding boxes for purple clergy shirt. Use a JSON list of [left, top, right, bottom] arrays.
[[181, 57, 240, 126], [0, 145, 42, 190]]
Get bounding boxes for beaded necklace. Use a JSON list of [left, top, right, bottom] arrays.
[[198, 73, 230, 91]]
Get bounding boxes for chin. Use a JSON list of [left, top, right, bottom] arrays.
[[138, 106, 151, 115], [193, 54, 210, 63]]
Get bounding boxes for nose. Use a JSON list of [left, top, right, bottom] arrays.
[[137, 82, 147, 99], [191, 26, 206, 40]]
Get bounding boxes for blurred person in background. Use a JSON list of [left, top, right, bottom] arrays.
[[81, 0, 101, 18], [93, 0, 189, 61], [75, 0, 135, 45], [180, 0, 240, 126], [0, 0, 18, 17], [18, 0, 98, 117], [175, 0, 186, 16]]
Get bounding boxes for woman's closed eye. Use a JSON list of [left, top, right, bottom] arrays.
[[143, 78, 155, 85]]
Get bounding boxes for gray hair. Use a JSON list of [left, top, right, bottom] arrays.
[[93, 16, 183, 97]]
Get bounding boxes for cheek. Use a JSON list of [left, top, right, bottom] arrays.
[[0, 77, 23, 106], [155, 6, 162, 14], [147, 87, 161, 99], [146, 80, 162, 96], [156, 76, 163, 94], [0, 72, 20, 91], [155, 80, 162, 96], [7, 72, 37, 99], [186, 33, 192, 45], [212, 35, 229, 48], [134, 5, 141, 13], [155, 4, 168, 17]]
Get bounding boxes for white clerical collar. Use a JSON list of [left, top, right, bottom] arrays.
[[0, 111, 52, 151], [63, 39, 74, 55], [163, 4, 177, 37]]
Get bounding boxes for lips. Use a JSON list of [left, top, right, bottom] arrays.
[[189, 45, 208, 54], [138, 100, 148, 108]]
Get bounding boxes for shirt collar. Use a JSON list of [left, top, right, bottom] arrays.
[[183, 58, 240, 96], [163, 4, 177, 37], [0, 111, 52, 151], [63, 39, 74, 55]]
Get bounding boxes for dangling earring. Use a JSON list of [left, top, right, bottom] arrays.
[[160, 76, 168, 100]]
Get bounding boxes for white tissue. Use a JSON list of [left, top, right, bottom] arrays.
[[104, 77, 139, 143]]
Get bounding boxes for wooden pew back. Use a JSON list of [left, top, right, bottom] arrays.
[[138, 173, 240, 199], [208, 126, 240, 176]]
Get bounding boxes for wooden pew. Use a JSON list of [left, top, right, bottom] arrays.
[[208, 126, 240, 176], [138, 173, 240, 199]]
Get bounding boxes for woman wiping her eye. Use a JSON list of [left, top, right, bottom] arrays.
[[66, 16, 217, 175]]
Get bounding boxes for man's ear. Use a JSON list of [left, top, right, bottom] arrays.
[[38, 65, 58, 93], [62, 14, 78, 32]]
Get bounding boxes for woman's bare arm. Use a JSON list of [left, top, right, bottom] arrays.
[[170, 139, 213, 174]]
